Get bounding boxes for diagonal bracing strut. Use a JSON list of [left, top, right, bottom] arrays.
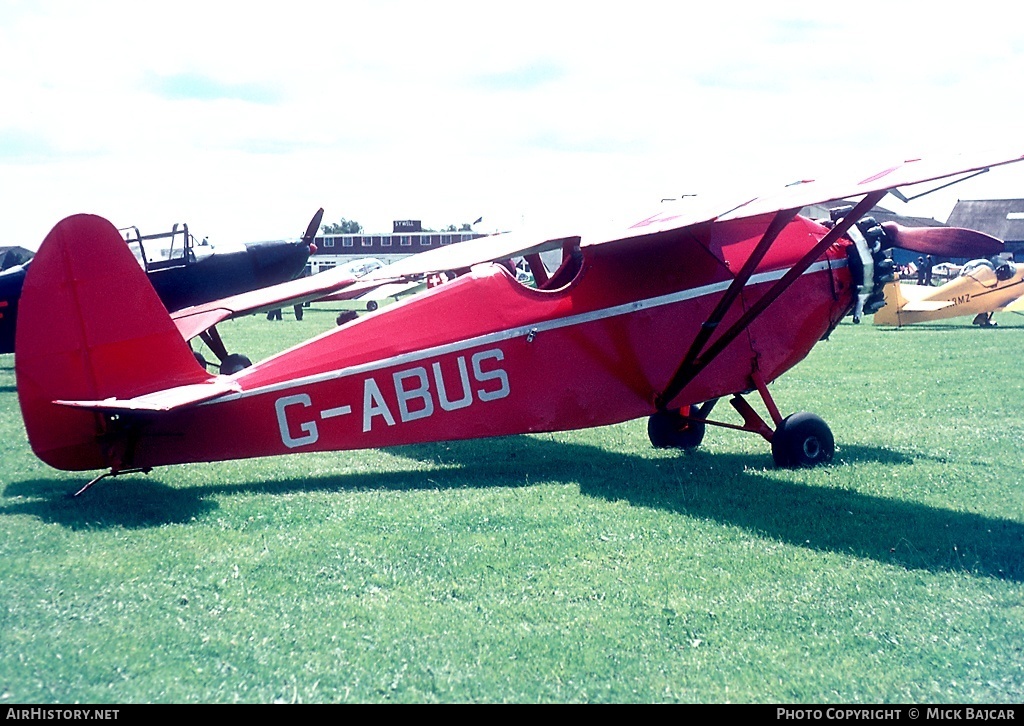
[[655, 206, 800, 408], [656, 190, 887, 409]]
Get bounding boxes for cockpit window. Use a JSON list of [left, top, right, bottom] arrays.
[[959, 257, 1016, 286], [959, 259, 994, 278]]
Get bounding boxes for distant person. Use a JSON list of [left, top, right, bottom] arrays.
[[924, 255, 934, 286], [916, 256, 926, 285], [267, 308, 282, 321]]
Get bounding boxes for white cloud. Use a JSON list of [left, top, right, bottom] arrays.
[[3, 1, 1024, 247]]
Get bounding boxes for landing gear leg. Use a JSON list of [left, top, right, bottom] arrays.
[[751, 370, 834, 468], [647, 399, 718, 450], [198, 326, 253, 374], [651, 370, 834, 468], [770, 412, 834, 468]]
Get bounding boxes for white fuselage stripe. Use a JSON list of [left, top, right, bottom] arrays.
[[209, 258, 845, 405]]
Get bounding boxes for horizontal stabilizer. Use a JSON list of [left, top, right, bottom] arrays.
[[55, 379, 241, 413], [901, 299, 955, 312]]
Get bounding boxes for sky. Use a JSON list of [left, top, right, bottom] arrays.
[[2, 0, 1024, 249]]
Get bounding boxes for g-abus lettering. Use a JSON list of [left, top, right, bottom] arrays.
[[275, 348, 510, 448]]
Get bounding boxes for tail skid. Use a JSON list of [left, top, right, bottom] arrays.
[[16, 214, 211, 471]]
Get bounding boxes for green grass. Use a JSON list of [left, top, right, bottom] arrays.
[[1, 306, 1023, 703]]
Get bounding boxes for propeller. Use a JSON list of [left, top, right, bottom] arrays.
[[879, 221, 1003, 258], [303, 208, 324, 255], [303, 208, 325, 243]]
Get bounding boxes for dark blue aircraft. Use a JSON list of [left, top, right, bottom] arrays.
[[0, 208, 322, 354]]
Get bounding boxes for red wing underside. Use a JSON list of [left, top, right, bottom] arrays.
[[170, 268, 394, 341]]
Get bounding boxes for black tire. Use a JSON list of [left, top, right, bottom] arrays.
[[771, 412, 834, 468], [366, 300, 379, 312], [220, 353, 252, 375], [647, 407, 706, 450], [336, 310, 359, 326], [193, 351, 208, 370]]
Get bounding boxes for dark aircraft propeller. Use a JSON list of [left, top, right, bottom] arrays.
[[303, 208, 325, 254], [877, 221, 1003, 258]]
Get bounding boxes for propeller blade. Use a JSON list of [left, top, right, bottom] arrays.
[[881, 222, 1003, 257], [303, 208, 325, 243]]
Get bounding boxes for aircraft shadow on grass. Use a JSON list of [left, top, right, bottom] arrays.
[[3, 435, 1021, 582]]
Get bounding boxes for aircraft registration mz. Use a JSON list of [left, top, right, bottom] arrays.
[[273, 348, 510, 448]]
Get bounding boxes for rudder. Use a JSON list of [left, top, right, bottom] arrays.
[[16, 214, 211, 471], [872, 280, 908, 327]]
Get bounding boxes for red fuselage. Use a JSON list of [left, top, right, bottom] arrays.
[[110, 214, 854, 470]]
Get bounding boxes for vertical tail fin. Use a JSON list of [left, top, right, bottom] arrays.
[[16, 214, 211, 470], [872, 280, 909, 327]]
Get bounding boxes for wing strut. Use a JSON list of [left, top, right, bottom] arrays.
[[198, 326, 231, 364], [655, 190, 887, 409], [888, 169, 988, 203], [655, 207, 801, 409]]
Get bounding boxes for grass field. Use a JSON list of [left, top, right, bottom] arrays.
[[1, 305, 1022, 703]]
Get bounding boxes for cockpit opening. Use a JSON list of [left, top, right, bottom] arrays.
[[960, 255, 1017, 283], [518, 237, 584, 291]]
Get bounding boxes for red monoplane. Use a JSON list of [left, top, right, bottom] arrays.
[[16, 152, 1023, 494]]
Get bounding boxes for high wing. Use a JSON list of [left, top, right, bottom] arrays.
[[360, 149, 1024, 282], [171, 265, 403, 342], [177, 149, 1021, 379], [350, 279, 426, 303], [362, 228, 578, 281], [166, 149, 1023, 336], [709, 150, 1023, 223]]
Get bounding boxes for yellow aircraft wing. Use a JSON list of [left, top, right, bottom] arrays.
[[901, 299, 955, 312]]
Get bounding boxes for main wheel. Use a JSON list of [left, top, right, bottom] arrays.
[[220, 353, 252, 375], [771, 412, 834, 468], [647, 407, 706, 450]]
